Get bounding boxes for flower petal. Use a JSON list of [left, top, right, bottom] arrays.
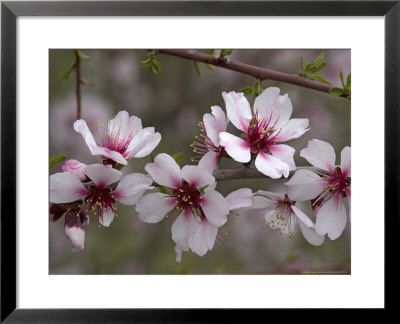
[[64, 224, 85, 252], [190, 219, 218, 257], [145, 153, 181, 188], [136, 193, 176, 223], [62, 159, 87, 181], [85, 164, 123, 188], [180, 165, 215, 189], [225, 188, 253, 210], [256, 190, 285, 201], [171, 208, 201, 251], [255, 151, 290, 179], [113, 173, 154, 205], [50, 172, 88, 203], [99, 208, 115, 227], [108, 111, 143, 138], [203, 105, 228, 147], [201, 190, 229, 227], [269, 144, 296, 170], [273, 118, 309, 142], [340, 146, 351, 177], [125, 129, 161, 159], [73, 119, 98, 153], [315, 198, 347, 240], [285, 169, 324, 201], [219, 132, 251, 163], [251, 195, 276, 209], [300, 139, 336, 171], [292, 205, 325, 246], [198, 151, 219, 174], [222, 91, 252, 132], [254, 88, 293, 128]]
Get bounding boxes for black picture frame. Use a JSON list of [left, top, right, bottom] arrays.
[[1, 0, 398, 321]]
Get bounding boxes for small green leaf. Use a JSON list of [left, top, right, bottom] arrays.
[[309, 75, 331, 84], [340, 71, 345, 88], [194, 61, 202, 76], [220, 49, 233, 58], [115, 164, 124, 170], [76, 50, 91, 61], [172, 152, 184, 164], [301, 57, 307, 72], [49, 155, 66, 170], [307, 61, 326, 73], [240, 87, 253, 96], [202, 63, 215, 70], [314, 52, 325, 65], [329, 87, 344, 97], [346, 73, 351, 88], [199, 184, 209, 195], [59, 68, 72, 81], [158, 186, 168, 194]]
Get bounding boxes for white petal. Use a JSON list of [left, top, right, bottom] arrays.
[[300, 139, 336, 171], [99, 208, 115, 227], [64, 224, 85, 252], [251, 195, 276, 209], [171, 209, 201, 250], [254, 88, 293, 129], [269, 144, 296, 170], [198, 151, 219, 174], [190, 219, 218, 257], [285, 169, 324, 201], [201, 190, 229, 227], [222, 91, 252, 132], [92, 146, 128, 165], [340, 146, 351, 177], [219, 132, 251, 163], [225, 188, 253, 210], [180, 165, 215, 189], [125, 129, 161, 159], [315, 198, 347, 240], [293, 206, 325, 246], [255, 151, 289, 179], [85, 164, 122, 188], [256, 190, 285, 201], [145, 153, 181, 188], [273, 118, 309, 142], [73, 119, 98, 153], [113, 173, 154, 205], [108, 111, 143, 138], [203, 105, 228, 146], [136, 193, 176, 223], [62, 159, 87, 181], [50, 172, 88, 203], [175, 245, 183, 263]]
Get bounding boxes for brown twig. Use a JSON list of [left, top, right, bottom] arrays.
[[75, 50, 82, 120], [158, 49, 347, 98]]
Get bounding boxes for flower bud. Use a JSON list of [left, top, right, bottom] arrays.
[[64, 223, 85, 252], [62, 159, 87, 181]]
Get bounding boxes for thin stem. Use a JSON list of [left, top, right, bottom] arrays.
[[158, 49, 347, 98], [75, 50, 82, 120]]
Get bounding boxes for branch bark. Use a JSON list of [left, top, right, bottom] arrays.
[[158, 49, 347, 98]]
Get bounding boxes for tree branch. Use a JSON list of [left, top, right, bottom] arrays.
[[75, 50, 82, 120], [158, 49, 347, 98]]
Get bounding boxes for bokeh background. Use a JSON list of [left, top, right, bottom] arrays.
[[49, 49, 351, 274]]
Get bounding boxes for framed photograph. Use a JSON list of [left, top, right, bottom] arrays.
[[1, 0, 397, 321]]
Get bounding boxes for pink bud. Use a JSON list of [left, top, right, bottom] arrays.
[[64, 223, 85, 252], [62, 159, 87, 181]]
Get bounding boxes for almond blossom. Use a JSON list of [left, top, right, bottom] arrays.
[[74, 110, 161, 166], [285, 139, 351, 240], [50, 163, 153, 227], [218, 88, 309, 179], [246, 190, 325, 246], [62, 159, 87, 181], [191, 105, 229, 168]]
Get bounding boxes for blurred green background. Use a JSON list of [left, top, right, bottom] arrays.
[[49, 49, 351, 274]]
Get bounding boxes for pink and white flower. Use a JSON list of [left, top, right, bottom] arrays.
[[247, 190, 325, 246], [50, 164, 153, 227], [191, 105, 229, 168], [219, 88, 309, 179], [74, 110, 161, 166], [62, 159, 87, 181], [285, 139, 351, 240], [136, 153, 232, 260]]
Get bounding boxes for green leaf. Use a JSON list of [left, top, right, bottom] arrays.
[[220, 49, 233, 57], [340, 71, 345, 88], [301, 57, 307, 72], [307, 61, 326, 73], [346, 73, 351, 88], [158, 186, 168, 194], [314, 52, 325, 65], [199, 184, 209, 195], [194, 61, 202, 76], [115, 164, 124, 170], [309, 75, 331, 84], [329, 87, 344, 97], [76, 50, 91, 61], [202, 63, 215, 70], [240, 87, 253, 96], [49, 155, 66, 170], [172, 152, 184, 164], [59, 68, 72, 81]]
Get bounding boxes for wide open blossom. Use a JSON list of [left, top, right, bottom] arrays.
[[136, 153, 237, 260], [74, 110, 161, 166], [191, 105, 229, 168], [50, 163, 153, 227], [285, 139, 351, 240], [219, 88, 309, 179], [246, 190, 325, 246]]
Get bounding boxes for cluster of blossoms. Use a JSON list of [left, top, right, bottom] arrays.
[[50, 87, 350, 261]]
